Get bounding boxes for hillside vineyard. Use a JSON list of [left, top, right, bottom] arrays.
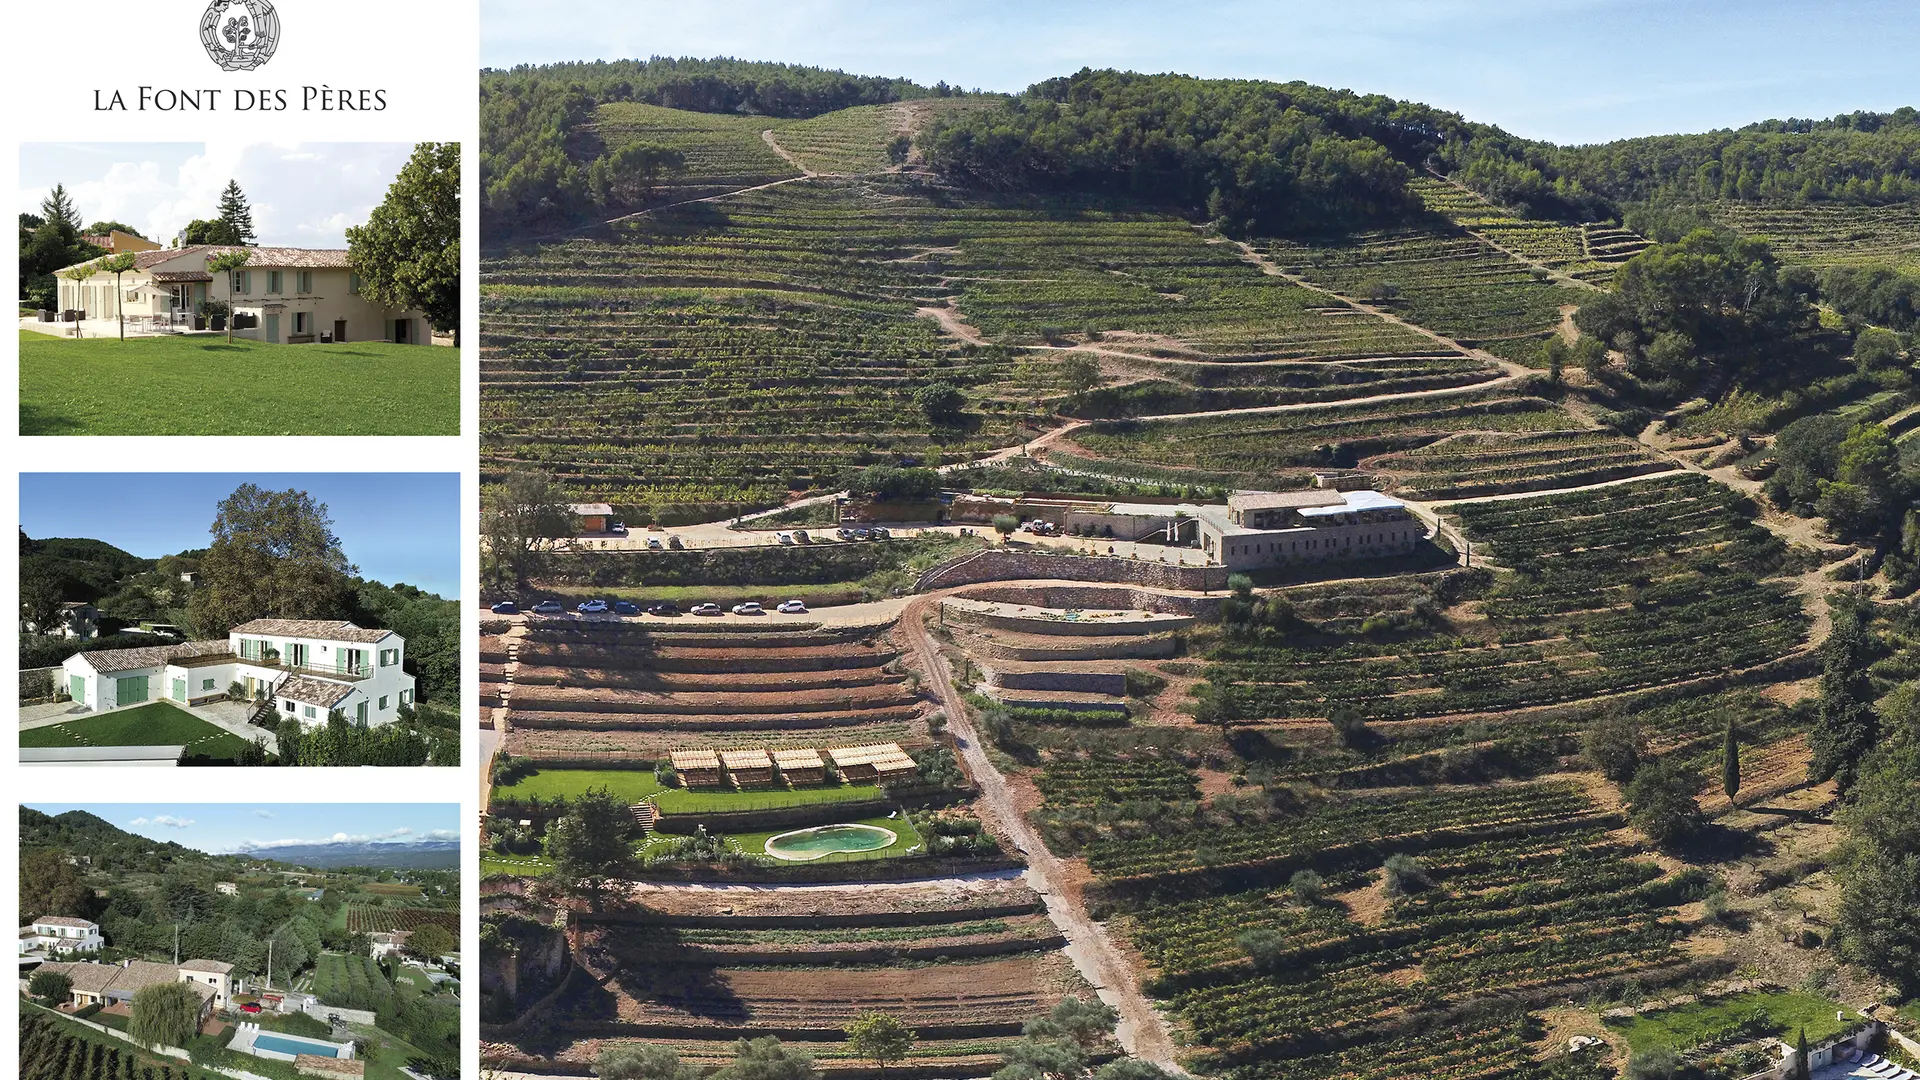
[[478, 60, 1920, 1080]]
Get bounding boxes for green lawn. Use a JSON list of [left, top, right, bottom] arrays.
[[19, 330, 459, 435], [1606, 990, 1863, 1053], [19, 701, 255, 759], [494, 765, 885, 813], [479, 852, 551, 876]]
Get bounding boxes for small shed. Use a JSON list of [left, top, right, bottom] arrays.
[[772, 748, 826, 786], [826, 743, 917, 782], [669, 749, 724, 788], [719, 748, 775, 787], [568, 503, 614, 533]]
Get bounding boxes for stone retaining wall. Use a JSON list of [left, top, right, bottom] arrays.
[[986, 667, 1127, 695], [951, 583, 1221, 615], [919, 550, 1228, 593]]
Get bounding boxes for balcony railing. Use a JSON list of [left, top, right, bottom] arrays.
[[173, 652, 372, 681]]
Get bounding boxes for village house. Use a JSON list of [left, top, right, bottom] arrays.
[[22, 601, 98, 640], [49, 245, 438, 345], [26, 958, 222, 1021], [79, 229, 162, 255], [60, 618, 416, 727], [19, 916, 105, 957]]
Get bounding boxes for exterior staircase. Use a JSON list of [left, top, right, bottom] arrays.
[[628, 802, 657, 834]]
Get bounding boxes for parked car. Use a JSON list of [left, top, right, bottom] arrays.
[[612, 600, 641, 616], [668, 535, 685, 549], [793, 530, 811, 544], [647, 537, 664, 550], [239, 1003, 262, 1014], [577, 599, 609, 614], [776, 532, 795, 545], [836, 527, 856, 540], [609, 521, 627, 535], [732, 602, 765, 615], [854, 528, 873, 541], [689, 603, 723, 616], [489, 601, 519, 615], [648, 601, 681, 616], [776, 600, 808, 614], [531, 600, 566, 615], [872, 526, 891, 540]]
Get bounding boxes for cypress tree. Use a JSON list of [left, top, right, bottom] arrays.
[[1723, 717, 1742, 805]]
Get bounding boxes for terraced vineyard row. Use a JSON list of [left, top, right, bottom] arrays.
[[1411, 176, 1648, 285], [1264, 224, 1591, 365], [1205, 473, 1806, 723], [1064, 355, 1503, 419], [1368, 430, 1670, 500], [1708, 200, 1920, 272], [1060, 390, 1570, 488]]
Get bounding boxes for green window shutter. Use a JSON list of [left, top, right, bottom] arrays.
[[70, 675, 85, 704], [356, 701, 368, 723]]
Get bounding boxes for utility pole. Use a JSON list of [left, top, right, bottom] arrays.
[[267, 937, 274, 991], [173, 925, 179, 965]]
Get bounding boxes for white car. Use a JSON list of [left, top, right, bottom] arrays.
[[776, 532, 794, 545], [732, 602, 765, 615], [776, 600, 808, 614]]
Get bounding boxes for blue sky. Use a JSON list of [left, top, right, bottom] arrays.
[[26, 804, 460, 855], [20, 473, 460, 598], [480, 0, 1917, 144], [18, 142, 416, 248]]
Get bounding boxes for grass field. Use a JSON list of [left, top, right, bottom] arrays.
[[1605, 991, 1862, 1053], [18, 701, 254, 759], [19, 331, 459, 436], [493, 765, 886, 812]]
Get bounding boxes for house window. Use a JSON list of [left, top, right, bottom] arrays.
[[294, 312, 309, 334], [201, 678, 215, 691], [302, 705, 316, 719], [298, 270, 313, 293], [400, 689, 413, 706], [349, 272, 360, 295], [236, 270, 251, 295], [356, 701, 368, 723], [379, 695, 390, 710], [283, 700, 295, 712], [380, 648, 398, 666], [268, 270, 283, 294]]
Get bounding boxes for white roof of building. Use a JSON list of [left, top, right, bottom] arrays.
[[1296, 490, 1408, 517], [1227, 490, 1346, 512]]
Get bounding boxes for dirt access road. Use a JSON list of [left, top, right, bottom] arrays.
[[898, 594, 1184, 1070]]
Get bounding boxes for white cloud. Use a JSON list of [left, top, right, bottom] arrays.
[[254, 809, 275, 818], [130, 814, 194, 829], [20, 142, 415, 248]]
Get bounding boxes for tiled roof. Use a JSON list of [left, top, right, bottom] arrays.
[[151, 271, 214, 283], [71, 641, 229, 674], [37, 962, 121, 995], [274, 675, 356, 709], [113, 960, 193, 993], [231, 619, 393, 644], [1227, 490, 1346, 511], [33, 916, 96, 928], [177, 959, 234, 974], [56, 245, 354, 275]]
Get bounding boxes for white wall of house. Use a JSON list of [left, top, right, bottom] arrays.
[[61, 659, 167, 712]]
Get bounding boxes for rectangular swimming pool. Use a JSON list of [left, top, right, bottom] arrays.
[[253, 1032, 347, 1058]]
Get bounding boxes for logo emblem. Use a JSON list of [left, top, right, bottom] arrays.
[[199, 0, 280, 72]]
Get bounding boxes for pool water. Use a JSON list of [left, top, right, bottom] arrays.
[[764, 823, 896, 861], [253, 1032, 347, 1058]]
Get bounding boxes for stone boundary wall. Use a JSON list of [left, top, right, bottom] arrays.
[[919, 549, 1228, 593], [943, 603, 1198, 637], [986, 668, 1127, 695], [303, 1001, 379, 1026], [951, 583, 1222, 616]]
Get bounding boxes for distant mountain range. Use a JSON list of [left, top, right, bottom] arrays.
[[231, 839, 463, 869]]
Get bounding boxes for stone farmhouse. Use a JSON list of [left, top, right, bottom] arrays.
[[61, 619, 416, 727], [51, 245, 437, 345], [24, 958, 232, 1019]]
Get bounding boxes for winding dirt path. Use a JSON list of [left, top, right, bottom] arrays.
[[899, 595, 1184, 1069], [761, 128, 817, 177]]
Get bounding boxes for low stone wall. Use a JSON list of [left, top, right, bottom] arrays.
[[986, 667, 1127, 695], [976, 634, 1180, 662], [919, 549, 1229, 593], [943, 602, 1198, 637], [951, 583, 1221, 616], [303, 1001, 379, 1026]]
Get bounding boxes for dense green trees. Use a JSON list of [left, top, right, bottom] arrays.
[[481, 470, 572, 589], [18, 184, 106, 309], [189, 483, 358, 636], [129, 982, 202, 1049], [545, 788, 640, 911], [924, 70, 1424, 234], [1625, 758, 1706, 849], [596, 1043, 701, 1080], [347, 142, 462, 344], [1835, 740, 1920, 994], [1809, 595, 1879, 793]]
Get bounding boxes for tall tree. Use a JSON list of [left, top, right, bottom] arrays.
[[40, 184, 83, 234], [183, 217, 244, 246], [99, 252, 137, 340], [1722, 718, 1742, 806], [481, 471, 572, 589], [1810, 596, 1880, 793], [215, 179, 258, 244], [20, 848, 90, 918], [544, 787, 639, 912], [346, 143, 461, 343], [188, 484, 357, 637], [129, 981, 202, 1049]]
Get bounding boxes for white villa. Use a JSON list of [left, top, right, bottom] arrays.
[[61, 619, 416, 728], [49, 245, 437, 345], [19, 916, 105, 957], [1198, 490, 1423, 570]]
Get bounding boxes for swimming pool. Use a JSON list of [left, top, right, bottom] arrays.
[[764, 823, 896, 861], [252, 1032, 348, 1058]]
